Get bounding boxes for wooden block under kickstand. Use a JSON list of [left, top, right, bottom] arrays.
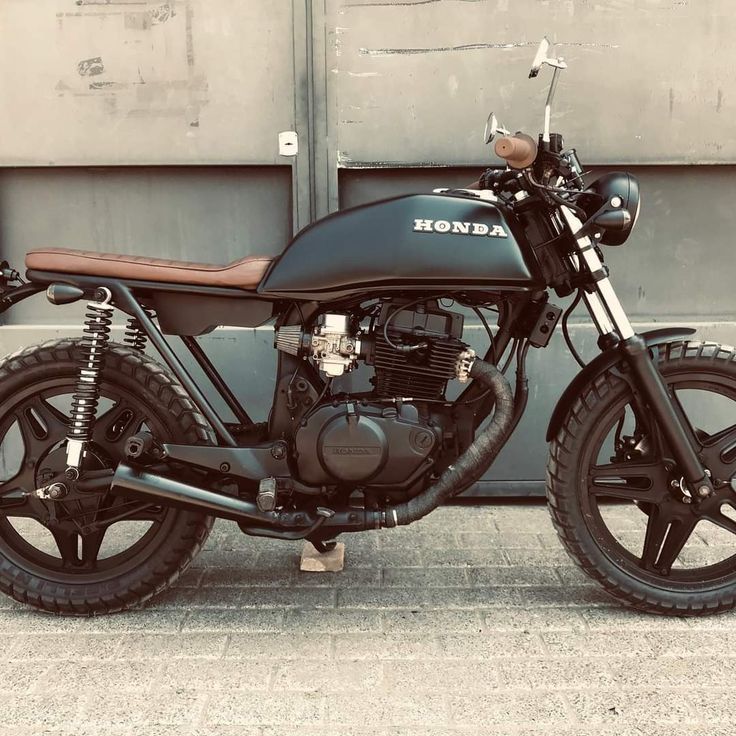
[[300, 541, 345, 572]]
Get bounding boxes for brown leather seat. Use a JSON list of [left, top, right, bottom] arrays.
[[25, 248, 273, 290]]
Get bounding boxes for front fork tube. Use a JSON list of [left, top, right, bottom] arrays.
[[559, 207, 712, 496], [618, 334, 709, 495]]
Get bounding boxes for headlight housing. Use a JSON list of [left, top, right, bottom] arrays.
[[579, 172, 641, 246]]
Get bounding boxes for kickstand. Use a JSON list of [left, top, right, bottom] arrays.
[[310, 538, 338, 554]]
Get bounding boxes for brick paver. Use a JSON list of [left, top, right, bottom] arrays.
[[1, 502, 736, 735]]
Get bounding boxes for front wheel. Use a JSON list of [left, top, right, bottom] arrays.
[[547, 341, 736, 616], [0, 339, 214, 615]]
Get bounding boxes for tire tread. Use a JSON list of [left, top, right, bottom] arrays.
[[546, 340, 736, 617], [0, 339, 214, 616]]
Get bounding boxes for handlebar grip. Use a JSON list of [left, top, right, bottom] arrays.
[[494, 133, 538, 169]]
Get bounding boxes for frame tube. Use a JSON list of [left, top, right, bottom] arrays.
[[115, 285, 238, 447], [0, 282, 45, 315], [181, 336, 254, 427]]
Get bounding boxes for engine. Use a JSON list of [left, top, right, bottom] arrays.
[[368, 300, 469, 401], [274, 299, 472, 489]]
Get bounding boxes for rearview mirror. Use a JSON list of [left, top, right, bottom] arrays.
[[483, 112, 510, 144], [529, 38, 550, 78], [529, 37, 567, 79], [484, 113, 498, 144]]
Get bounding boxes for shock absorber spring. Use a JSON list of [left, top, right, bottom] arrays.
[[123, 316, 147, 352], [65, 289, 114, 473]]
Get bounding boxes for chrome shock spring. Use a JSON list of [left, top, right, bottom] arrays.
[[123, 316, 147, 352], [65, 289, 114, 472]]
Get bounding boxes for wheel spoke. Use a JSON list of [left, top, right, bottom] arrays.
[[49, 526, 80, 567], [701, 503, 736, 538], [80, 528, 106, 567], [589, 461, 666, 502], [38, 398, 72, 440], [0, 470, 32, 497], [15, 398, 69, 462], [0, 463, 38, 511], [705, 423, 736, 463], [0, 396, 70, 514], [641, 506, 697, 574]]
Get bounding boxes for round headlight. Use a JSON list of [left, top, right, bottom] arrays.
[[581, 172, 641, 246]]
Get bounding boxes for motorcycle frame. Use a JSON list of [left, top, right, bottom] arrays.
[[7, 268, 525, 476], [4, 225, 712, 509]]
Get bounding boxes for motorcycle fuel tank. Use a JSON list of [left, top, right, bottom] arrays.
[[259, 194, 543, 299]]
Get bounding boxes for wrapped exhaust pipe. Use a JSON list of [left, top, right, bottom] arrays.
[[380, 358, 514, 527]]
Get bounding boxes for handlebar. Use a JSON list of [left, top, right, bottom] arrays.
[[494, 133, 538, 169]]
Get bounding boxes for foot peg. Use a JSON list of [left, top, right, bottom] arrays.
[[257, 477, 277, 512]]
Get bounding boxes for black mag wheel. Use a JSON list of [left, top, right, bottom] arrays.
[[0, 339, 214, 615], [547, 341, 736, 615]]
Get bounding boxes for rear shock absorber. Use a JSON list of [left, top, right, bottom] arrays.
[[123, 316, 147, 352], [65, 288, 114, 477]]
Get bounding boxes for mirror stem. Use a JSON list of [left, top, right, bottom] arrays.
[[543, 65, 562, 143]]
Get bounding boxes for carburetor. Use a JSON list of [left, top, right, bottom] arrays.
[[309, 314, 361, 377], [275, 313, 361, 377]]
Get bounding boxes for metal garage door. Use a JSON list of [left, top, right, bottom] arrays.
[[0, 0, 307, 291]]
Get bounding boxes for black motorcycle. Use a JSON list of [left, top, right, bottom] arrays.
[[0, 39, 733, 616]]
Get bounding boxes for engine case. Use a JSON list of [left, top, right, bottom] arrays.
[[294, 402, 437, 487]]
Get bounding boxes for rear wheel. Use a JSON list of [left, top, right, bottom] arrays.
[[0, 339, 214, 615], [547, 341, 736, 615]]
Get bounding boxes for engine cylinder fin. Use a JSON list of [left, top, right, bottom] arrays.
[[373, 333, 466, 401]]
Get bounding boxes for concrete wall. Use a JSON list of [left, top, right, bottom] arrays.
[[0, 2, 297, 165], [1, 1, 734, 495]]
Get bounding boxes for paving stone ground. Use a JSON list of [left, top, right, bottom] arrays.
[[2, 501, 736, 735]]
